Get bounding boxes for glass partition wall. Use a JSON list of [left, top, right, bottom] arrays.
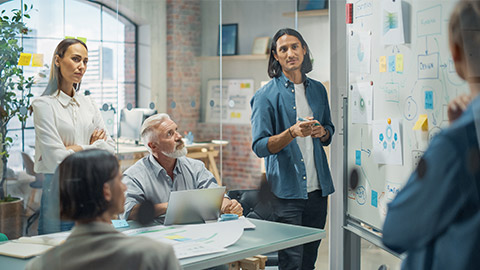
[[0, 0, 315, 242]]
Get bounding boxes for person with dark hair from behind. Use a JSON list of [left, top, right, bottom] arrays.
[[250, 28, 334, 270], [26, 149, 181, 270], [382, 1, 480, 269]]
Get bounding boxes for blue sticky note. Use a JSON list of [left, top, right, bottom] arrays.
[[425, 91, 433, 109], [388, 55, 396, 72], [111, 219, 129, 228], [371, 190, 378, 207], [355, 150, 361, 166]]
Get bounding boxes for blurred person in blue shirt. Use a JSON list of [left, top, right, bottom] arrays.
[[383, 1, 480, 269], [250, 28, 334, 270]]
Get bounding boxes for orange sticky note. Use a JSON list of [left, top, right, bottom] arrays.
[[18, 53, 32, 66], [396, 54, 404, 73], [387, 118, 391, 125], [379, 56, 387, 72], [32, 54, 43, 67], [413, 114, 428, 131], [240, 83, 245, 88]]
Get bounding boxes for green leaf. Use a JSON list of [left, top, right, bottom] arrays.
[[24, 4, 27, 11], [24, 14, 30, 19]]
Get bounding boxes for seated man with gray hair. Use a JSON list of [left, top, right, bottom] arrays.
[[121, 113, 242, 222]]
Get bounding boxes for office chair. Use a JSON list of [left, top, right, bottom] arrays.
[[21, 152, 44, 235]]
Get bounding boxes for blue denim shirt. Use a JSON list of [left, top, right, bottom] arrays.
[[382, 95, 480, 270], [250, 73, 335, 199]]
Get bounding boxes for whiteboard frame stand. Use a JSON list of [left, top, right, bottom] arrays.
[[329, 1, 405, 268]]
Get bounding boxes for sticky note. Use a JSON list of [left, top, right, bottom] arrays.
[[111, 219, 129, 228], [379, 56, 387, 72], [240, 83, 245, 88], [355, 150, 361, 166], [371, 190, 378, 207], [388, 55, 396, 72], [32, 54, 43, 67], [18, 53, 32, 66], [425, 91, 433, 109], [64, 36, 75, 40], [245, 83, 250, 88], [413, 114, 428, 131], [165, 235, 191, 242], [77, 37, 87, 43], [396, 54, 404, 73]]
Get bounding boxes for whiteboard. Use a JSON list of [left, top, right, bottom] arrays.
[[204, 79, 254, 124], [346, 0, 469, 230]]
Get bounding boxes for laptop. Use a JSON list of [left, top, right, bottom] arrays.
[[164, 187, 226, 225]]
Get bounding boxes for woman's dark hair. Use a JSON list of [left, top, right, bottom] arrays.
[[267, 28, 313, 78], [43, 38, 88, 96], [59, 149, 119, 221]]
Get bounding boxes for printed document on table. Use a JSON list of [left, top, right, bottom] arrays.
[[123, 220, 245, 259]]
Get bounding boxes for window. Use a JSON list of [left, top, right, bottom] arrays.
[[1, 0, 136, 171]]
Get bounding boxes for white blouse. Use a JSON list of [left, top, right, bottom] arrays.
[[32, 90, 115, 174]]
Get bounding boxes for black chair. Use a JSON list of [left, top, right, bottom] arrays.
[[227, 189, 278, 267]]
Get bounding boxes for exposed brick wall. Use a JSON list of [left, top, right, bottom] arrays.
[[166, 0, 201, 134], [196, 123, 263, 190], [166, 0, 261, 190]]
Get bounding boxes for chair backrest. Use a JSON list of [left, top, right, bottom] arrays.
[[227, 189, 275, 221], [21, 152, 35, 176], [21, 152, 44, 186]]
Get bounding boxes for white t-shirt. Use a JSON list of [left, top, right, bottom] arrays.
[[294, 83, 319, 193], [32, 90, 115, 173]]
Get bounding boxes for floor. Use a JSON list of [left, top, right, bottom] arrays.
[[314, 219, 402, 270]]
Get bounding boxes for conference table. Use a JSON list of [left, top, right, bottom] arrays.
[[0, 219, 326, 270]]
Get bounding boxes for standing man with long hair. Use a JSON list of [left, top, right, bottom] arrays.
[[32, 39, 114, 234], [250, 28, 335, 270]]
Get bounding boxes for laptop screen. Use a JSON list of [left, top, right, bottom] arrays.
[[164, 187, 226, 225]]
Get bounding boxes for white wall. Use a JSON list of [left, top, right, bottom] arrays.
[[299, 15, 331, 83], [109, 0, 167, 112]]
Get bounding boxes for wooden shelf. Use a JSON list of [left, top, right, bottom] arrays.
[[199, 54, 269, 61], [283, 9, 328, 18]]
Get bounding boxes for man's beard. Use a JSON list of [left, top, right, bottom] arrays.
[[162, 144, 188, 158]]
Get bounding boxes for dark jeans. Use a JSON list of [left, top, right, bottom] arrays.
[[272, 190, 328, 270], [38, 174, 74, 235]]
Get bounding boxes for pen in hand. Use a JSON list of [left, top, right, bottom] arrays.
[[297, 117, 320, 126]]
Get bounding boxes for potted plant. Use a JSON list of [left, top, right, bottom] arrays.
[[0, 4, 35, 239]]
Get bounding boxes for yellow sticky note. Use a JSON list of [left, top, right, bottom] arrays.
[[64, 36, 75, 40], [396, 54, 404, 73], [379, 56, 387, 72], [165, 235, 184, 240], [240, 83, 245, 88], [77, 37, 87, 43], [18, 53, 32, 66], [32, 54, 44, 67], [413, 114, 428, 131]]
